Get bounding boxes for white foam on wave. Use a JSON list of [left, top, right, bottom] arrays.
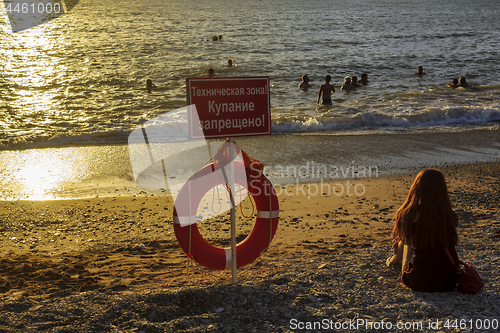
[[2, 107, 499, 151], [272, 105, 500, 134], [2, 97, 499, 150]]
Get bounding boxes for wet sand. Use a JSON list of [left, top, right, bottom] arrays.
[[1, 129, 499, 200]]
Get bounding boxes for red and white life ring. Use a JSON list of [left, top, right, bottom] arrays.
[[173, 161, 279, 270]]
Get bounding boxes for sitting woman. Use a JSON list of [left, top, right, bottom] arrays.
[[386, 169, 460, 292]]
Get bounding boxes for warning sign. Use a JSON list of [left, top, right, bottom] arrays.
[[187, 76, 271, 139]]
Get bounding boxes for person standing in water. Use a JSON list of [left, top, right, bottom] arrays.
[[317, 75, 335, 104]]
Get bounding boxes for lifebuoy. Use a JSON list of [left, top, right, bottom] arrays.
[[173, 161, 279, 270]]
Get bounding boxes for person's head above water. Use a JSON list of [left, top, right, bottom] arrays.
[[146, 79, 156, 92], [416, 66, 426, 76], [208, 67, 215, 76], [227, 58, 233, 67], [459, 77, 468, 86], [299, 74, 312, 89], [360, 73, 369, 84]]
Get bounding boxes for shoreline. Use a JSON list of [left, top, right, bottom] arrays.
[[1, 125, 499, 152], [0, 128, 499, 201]]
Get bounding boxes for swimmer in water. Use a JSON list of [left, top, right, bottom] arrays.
[[341, 76, 354, 91], [299, 74, 312, 90], [317, 75, 335, 104], [458, 77, 468, 87], [146, 79, 157, 93], [228, 58, 233, 67], [219, 35, 223, 40], [351, 75, 360, 88], [208, 67, 215, 77], [415, 66, 426, 76], [212, 36, 218, 41], [448, 78, 459, 88], [358, 73, 369, 85]]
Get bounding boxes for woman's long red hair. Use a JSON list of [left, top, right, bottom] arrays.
[[392, 169, 458, 249]]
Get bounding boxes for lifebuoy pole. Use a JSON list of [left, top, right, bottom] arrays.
[[229, 139, 237, 284], [268, 181, 272, 249]]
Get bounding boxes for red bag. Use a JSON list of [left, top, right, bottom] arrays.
[[445, 248, 484, 295], [456, 264, 484, 295]]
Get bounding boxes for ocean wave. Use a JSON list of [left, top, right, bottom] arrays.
[[272, 106, 500, 134], [2, 105, 499, 150]]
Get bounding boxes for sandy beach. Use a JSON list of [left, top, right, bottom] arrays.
[[1, 158, 499, 332]]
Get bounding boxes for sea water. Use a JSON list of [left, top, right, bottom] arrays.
[[1, 0, 499, 150]]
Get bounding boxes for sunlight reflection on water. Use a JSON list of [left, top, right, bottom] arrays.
[[1, 148, 86, 200], [0, 145, 140, 200]]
